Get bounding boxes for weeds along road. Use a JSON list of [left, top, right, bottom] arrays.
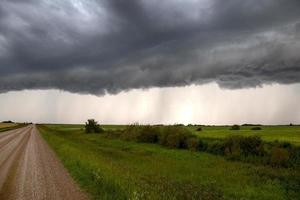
[[0, 125, 88, 200]]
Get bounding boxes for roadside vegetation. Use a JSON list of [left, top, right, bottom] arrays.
[[85, 119, 104, 133], [38, 123, 300, 200], [104, 124, 300, 168], [0, 122, 27, 132]]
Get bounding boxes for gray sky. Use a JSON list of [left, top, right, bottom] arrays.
[[0, 0, 300, 124]]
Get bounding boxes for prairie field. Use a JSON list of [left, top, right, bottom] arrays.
[[188, 125, 300, 146], [0, 122, 18, 129], [38, 124, 300, 200]]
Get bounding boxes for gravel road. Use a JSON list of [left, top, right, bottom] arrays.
[[0, 125, 89, 200]]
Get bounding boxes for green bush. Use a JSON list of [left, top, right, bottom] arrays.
[[277, 141, 292, 149], [241, 136, 263, 156], [207, 141, 225, 155], [270, 147, 290, 167], [230, 125, 240, 130], [136, 125, 160, 143], [186, 137, 200, 151], [224, 138, 242, 159], [224, 135, 263, 157], [85, 119, 104, 133], [196, 127, 202, 131], [165, 131, 190, 149], [198, 139, 208, 151], [121, 124, 141, 141], [251, 127, 262, 130], [159, 126, 192, 149], [289, 146, 300, 166]]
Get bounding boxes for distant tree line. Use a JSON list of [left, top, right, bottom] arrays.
[[2, 120, 13, 123]]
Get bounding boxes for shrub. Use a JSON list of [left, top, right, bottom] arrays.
[[240, 136, 263, 156], [158, 126, 176, 145], [121, 125, 164, 144], [251, 127, 262, 130], [230, 125, 240, 130], [224, 137, 242, 159], [289, 146, 300, 166], [165, 132, 189, 149], [159, 126, 192, 149], [224, 135, 263, 157], [136, 125, 160, 143], [121, 124, 142, 141], [256, 144, 266, 156], [198, 139, 208, 151], [207, 141, 225, 155], [270, 147, 290, 167], [85, 119, 104, 133], [277, 141, 292, 149], [187, 137, 200, 151], [196, 127, 202, 131]]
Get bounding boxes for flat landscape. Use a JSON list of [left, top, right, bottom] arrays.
[[188, 125, 300, 146], [37, 124, 300, 200], [1, 1, 300, 200]]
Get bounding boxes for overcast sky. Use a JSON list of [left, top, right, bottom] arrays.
[[0, 0, 300, 124]]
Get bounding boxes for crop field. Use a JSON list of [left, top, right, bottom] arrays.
[[38, 124, 300, 200], [188, 125, 300, 146], [0, 122, 18, 129], [46, 124, 300, 145], [0, 122, 22, 132]]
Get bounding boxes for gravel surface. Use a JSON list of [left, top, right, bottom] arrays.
[[0, 125, 89, 200]]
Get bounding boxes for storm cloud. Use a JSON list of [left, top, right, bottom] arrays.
[[0, 0, 300, 94]]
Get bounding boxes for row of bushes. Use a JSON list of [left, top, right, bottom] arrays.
[[121, 124, 194, 149], [195, 125, 262, 131], [230, 125, 261, 130], [205, 136, 300, 167], [113, 124, 299, 168]]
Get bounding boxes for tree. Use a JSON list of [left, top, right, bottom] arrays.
[[85, 119, 104, 133], [230, 125, 240, 130]]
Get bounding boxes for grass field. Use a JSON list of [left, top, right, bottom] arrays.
[[187, 125, 300, 146], [46, 124, 300, 145], [0, 122, 18, 129], [38, 124, 300, 200]]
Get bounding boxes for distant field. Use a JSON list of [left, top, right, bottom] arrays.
[[46, 124, 300, 145], [45, 124, 126, 131], [187, 125, 300, 146], [0, 122, 21, 132], [0, 122, 18, 129], [38, 124, 300, 200]]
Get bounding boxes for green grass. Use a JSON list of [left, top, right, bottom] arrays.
[[187, 126, 300, 146], [38, 124, 300, 200], [46, 124, 300, 145]]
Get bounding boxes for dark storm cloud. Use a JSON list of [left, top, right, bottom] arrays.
[[0, 0, 300, 94]]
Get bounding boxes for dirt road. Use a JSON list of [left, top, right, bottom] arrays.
[[0, 125, 89, 200]]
